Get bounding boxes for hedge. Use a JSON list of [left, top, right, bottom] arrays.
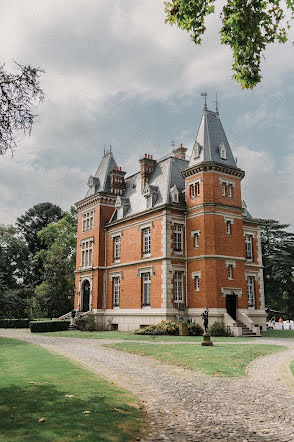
[[0, 318, 30, 328], [30, 320, 70, 333]]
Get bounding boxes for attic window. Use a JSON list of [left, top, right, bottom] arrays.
[[220, 143, 227, 160], [194, 142, 201, 159], [170, 186, 179, 203]]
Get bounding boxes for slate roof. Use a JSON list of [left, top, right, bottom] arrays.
[[189, 108, 237, 168], [85, 151, 117, 197]]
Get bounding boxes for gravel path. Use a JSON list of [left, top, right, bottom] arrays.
[[1, 330, 294, 441]]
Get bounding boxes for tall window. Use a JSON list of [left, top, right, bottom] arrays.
[[189, 182, 200, 198], [222, 182, 226, 197], [245, 235, 253, 260], [247, 276, 255, 307], [113, 236, 121, 262], [142, 272, 151, 306], [113, 277, 120, 307], [228, 265, 233, 280], [174, 225, 183, 252], [82, 210, 94, 232], [142, 227, 151, 255], [174, 272, 183, 301], [228, 184, 233, 198], [195, 275, 200, 291], [194, 232, 199, 248], [226, 221, 231, 235], [81, 239, 93, 268]]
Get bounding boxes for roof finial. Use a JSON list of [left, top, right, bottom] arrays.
[[201, 92, 207, 111], [215, 92, 219, 115], [171, 140, 175, 149], [109, 145, 112, 153]]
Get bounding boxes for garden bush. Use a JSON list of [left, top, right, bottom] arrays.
[[0, 318, 30, 328], [75, 313, 96, 332], [188, 322, 204, 336], [135, 320, 179, 335], [209, 321, 231, 337], [30, 320, 70, 333]]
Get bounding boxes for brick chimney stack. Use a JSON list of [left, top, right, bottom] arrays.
[[173, 143, 187, 160], [139, 154, 156, 190], [110, 166, 126, 195]]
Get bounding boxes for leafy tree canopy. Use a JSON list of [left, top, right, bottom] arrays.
[[164, 0, 294, 89], [260, 219, 294, 316], [34, 207, 77, 317], [0, 63, 44, 155]]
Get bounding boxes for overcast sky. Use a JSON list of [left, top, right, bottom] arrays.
[[1, 0, 294, 227]]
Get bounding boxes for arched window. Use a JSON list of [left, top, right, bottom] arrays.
[[220, 143, 227, 160]]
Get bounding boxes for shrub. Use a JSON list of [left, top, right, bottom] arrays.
[[75, 313, 96, 332], [0, 318, 30, 328], [135, 320, 179, 335], [209, 321, 231, 337], [188, 322, 204, 336], [30, 320, 70, 333]]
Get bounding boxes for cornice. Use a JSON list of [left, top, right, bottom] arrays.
[[182, 161, 245, 179], [75, 191, 117, 211]]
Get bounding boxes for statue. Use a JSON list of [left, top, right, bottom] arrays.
[[201, 307, 213, 346], [201, 307, 209, 333]]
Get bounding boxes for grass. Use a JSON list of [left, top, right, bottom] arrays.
[[261, 329, 294, 338], [290, 360, 294, 377], [105, 342, 285, 377], [0, 338, 143, 441], [33, 330, 250, 342]]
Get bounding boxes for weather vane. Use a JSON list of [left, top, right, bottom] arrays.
[[171, 140, 175, 149], [201, 92, 207, 110], [214, 92, 219, 114]]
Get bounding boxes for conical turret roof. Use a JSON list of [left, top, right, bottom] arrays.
[[85, 150, 117, 197], [189, 109, 237, 168]]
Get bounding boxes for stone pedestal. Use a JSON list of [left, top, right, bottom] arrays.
[[179, 323, 188, 336], [201, 332, 213, 346]]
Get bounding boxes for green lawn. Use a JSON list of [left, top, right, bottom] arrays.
[[0, 338, 143, 441], [290, 360, 294, 377], [34, 330, 249, 342], [105, 342, 285, 377], [262, 329, 294, 338]]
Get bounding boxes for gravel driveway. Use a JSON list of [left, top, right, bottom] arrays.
[[1, 329, 294, 441]]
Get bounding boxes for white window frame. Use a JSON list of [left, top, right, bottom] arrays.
[[113, 236, 121, 262], [227, 184, 233, 198], [195, 275, 200, 291], [174, 271, 184, 302], [247, 276, 255, 307], [82, 210, 94, 233], [174, 224, 183, 252], [113, 277, 120, 307], [222, 182, 226, 197], [228, 265, 233, 280], [194, 232, 199, 248], [220, 144, 227, 160], [226, 221, 231, 235], [142, 227, 151, 256], [81, 238, 93, 269], [245, 235, 253, 261], [189, 183, 195, 198], [142, 272, 151, 307]]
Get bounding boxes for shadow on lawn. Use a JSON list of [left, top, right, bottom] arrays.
[[0, 383, 136, 441]]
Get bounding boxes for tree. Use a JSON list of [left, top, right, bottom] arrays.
[[260, 219, 294, 316], [33, 207, 77, 317], [164, 0, 294, 89], [0, 63, 44, 155], [0, 225, 30, 318]]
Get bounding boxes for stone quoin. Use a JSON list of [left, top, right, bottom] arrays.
[[74, 106, 267, 336]]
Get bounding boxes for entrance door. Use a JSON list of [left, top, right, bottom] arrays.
[[226, 294, 237, 320], [82, 280, 90, 312]]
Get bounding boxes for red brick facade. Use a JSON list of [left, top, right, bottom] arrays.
[[74, 109, 266, 334]]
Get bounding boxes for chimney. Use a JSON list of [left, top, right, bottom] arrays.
[[139, 154, 156, 190], [109, 166, 126, 195], [173, 143, 187, 160]]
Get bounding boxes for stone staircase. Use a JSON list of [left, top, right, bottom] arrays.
[[234, 320, 257, 337]]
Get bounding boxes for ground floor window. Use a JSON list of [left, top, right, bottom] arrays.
[[142, 272, 151, 307], [174, 271, 184, 302], [247, 276, 255, 307], [113, 277, 120, 307]]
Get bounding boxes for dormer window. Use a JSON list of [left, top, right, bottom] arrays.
[[170, 185, 179, 203], [220, 143, 227, 160], [194, 142, 201, 159]]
